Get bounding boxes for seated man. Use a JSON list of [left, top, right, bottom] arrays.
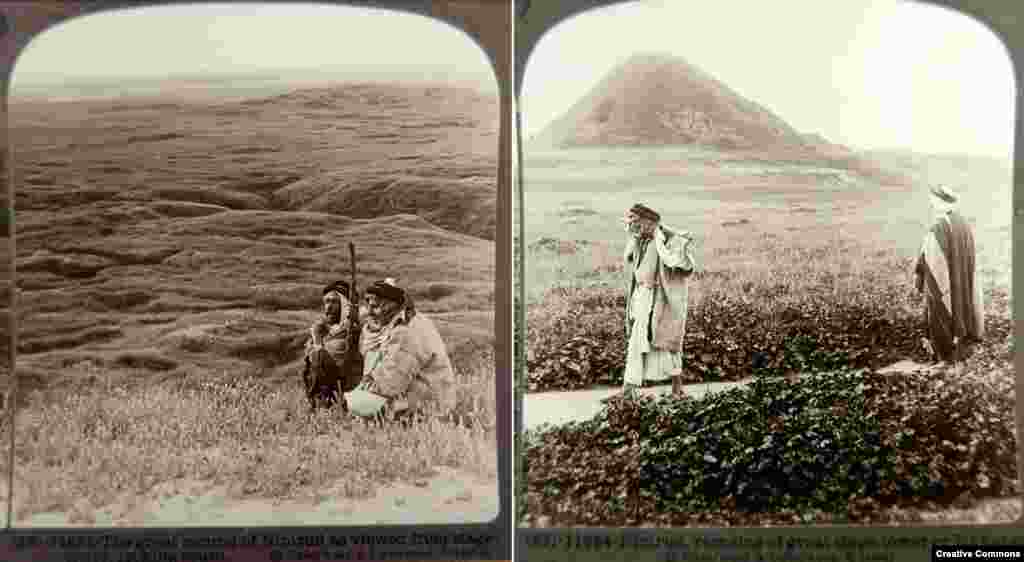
[[345, 278, 457, 423], [302, 280, 362, 411]]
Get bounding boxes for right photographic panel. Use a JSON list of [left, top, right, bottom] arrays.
[[517, 0, 1018, 531]]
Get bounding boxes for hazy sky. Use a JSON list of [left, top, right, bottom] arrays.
[[521, 0, 1015, 160], [11, 2, 496, 92]]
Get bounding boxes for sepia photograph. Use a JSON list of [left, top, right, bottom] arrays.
[[3, 2, 499, 527], [518, 0, 1017, 527]]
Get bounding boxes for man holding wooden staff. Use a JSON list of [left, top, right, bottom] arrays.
[[302, 243, 363, 411], [303, 280, 360, 410]]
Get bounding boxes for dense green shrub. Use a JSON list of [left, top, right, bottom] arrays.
[[526, 287, 626, 391], [522, 352, 1017, 526]]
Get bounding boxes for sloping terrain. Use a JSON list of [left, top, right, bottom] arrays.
[[530, 52, 809, 150], [862, 148, 1013, 193], [529, 52, 912, 188], [7, 82, 498, 395], [11, 82, 497, 236]]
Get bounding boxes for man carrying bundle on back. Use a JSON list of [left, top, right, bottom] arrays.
[[344, 278, 457, 425], [608, 203, 697, 402]]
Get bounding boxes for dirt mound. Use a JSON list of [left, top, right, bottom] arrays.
[[274, 173, 495, 241], [557, 205, 597, 218], [340, 221, 486, 253], [372, 213, 444, 231], [158, 314, 308, 368], [152, 210, 487, 255], [15, 271, 68, 291], [151, 186, 268, 210], [48, 238, 182, 266], [263, 81, 493, 111], [158, 210, 357, 240], [17, 250, 117, 279], [151, 200, 230, 218], [19, 324, 123, 355], [528, 237, 592, 254], [528, 53, 915, 187], [111, 349, 179, 371], [532, 52, 809, 151]]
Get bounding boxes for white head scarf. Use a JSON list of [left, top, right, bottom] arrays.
[[929, 184, 959, 216]]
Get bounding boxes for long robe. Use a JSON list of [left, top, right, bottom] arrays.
[[623, 225, 696, 386], [914, 210, 985, 361], [302, 318, 360, 408], [354, 308, 457, 416]]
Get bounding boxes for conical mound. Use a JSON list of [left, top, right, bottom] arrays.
[[531, 52, 810, 151]]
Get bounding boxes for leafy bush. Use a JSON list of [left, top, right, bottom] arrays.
[[525, 259, 980, 392], [522, 355, 1017, 526], [526, 287, 626, 391]]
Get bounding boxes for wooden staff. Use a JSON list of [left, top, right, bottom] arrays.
[[343, 242, 363, 394]]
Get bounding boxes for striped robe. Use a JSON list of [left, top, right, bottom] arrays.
[[914, 210, 985, 361]]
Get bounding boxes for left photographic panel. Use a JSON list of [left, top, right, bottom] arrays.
[[1, 6, 12, 529], [6, 2, 500, 528]]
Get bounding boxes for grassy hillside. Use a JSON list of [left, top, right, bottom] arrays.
[[3, 82, 499, 525]]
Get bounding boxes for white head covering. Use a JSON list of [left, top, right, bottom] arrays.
[[929, 184, 959, 215]]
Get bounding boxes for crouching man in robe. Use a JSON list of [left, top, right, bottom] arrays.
[[344, 278, 457, 424], [914, 185, 985, 363], [302, 280, 361, 411], [608, 203, 697, 401]]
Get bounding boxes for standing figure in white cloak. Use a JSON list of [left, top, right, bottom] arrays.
[[914, 185, 985, 363], [612, 203, 697, 400]]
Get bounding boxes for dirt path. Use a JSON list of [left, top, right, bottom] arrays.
[[523, 380, 750, 431], [5, 467, 498, 527], [522, 360, 938, 432]]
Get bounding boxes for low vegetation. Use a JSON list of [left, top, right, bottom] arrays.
[[520, 161, 1015, 526], [4, 346, 496, 524], [522, 296, 1015, 526], [527, 244, 939, 392]]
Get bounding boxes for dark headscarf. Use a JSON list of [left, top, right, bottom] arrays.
[[323, 280, 351, 299], [366, 279, 405, 303], [629, 203, 661, 223], [365, 278, 416, 321]]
